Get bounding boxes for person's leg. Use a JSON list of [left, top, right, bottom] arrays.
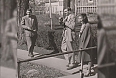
[[84, 61, 92, 76], [61, 37, 69, 66], [25, 36, 32, 56], [29, 35, 37, 55], [12, 48, 18, 77], [66, 41, 75, 65], [84, 50, 93, 76]]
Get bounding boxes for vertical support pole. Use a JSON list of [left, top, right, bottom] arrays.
[[67, 0, 70, 7], [49, 0, 53, 30], [75, 0, 77, 16], [0, 0, 5, 34], [34, 0, 35, 14], [80, 50, 84, 78], [18, 62, 20, 78]]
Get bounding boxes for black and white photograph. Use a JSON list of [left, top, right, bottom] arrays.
[[0, 0, 116, 78]]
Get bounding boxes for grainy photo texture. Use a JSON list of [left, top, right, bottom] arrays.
[[0, 0, 116, 78]]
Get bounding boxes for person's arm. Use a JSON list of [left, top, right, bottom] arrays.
[[63, 16, 68, 23], [21, 17, 31, 30], [65, 14, 75, 30]]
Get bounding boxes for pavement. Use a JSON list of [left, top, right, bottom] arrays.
[[17, 49, 97, 78], [0, 66, 17, 78]]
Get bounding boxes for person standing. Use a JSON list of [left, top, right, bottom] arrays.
[[61, 7, 76, 70], [3, 8, 18, 78], [21, 9, 38, 57], [77, 13, 95, 76]]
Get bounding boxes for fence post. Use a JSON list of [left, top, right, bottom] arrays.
[[18, 62, 20, 78], [80, 50, 84, 78]]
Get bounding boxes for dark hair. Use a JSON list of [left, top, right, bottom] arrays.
[[26, 8, 32, 13], [79, 13, 88, 24], [97, 15, 103, 29], [67, 7, 71, 11]]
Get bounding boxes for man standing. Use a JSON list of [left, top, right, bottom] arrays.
[[3, 8, 18, 78], [61, 7, 76, 70], [21, 9, 38, 57]]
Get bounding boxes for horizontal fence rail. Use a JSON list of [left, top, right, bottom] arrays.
[[18, 46, 97, 63], [98, 62, 116, 68], [17, 46, 97, 78]]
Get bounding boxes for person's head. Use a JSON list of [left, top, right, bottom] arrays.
[[26, 9, 32, 16], [78, 13, 88, 24], [64, 7, 72, 16], [13, 8, 17, 17]]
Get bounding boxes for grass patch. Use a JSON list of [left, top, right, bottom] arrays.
[[19, 62, 67, 78]]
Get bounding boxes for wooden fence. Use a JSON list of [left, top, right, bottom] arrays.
[[76, 5, 97, 14]]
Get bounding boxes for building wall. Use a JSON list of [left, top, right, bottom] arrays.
[[97, 0, 116, 15]]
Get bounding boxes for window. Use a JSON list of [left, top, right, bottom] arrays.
[[88, 0, 94, 3]]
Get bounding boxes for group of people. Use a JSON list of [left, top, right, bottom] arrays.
[[20, 8, 97, 76], [61, 7, 116, 78], [3, 7, 116, 78], [60, 7, 96, 76], [2, 8, 93, 75], [3, 8, 18, 77]]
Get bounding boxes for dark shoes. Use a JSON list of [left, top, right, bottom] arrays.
[[67, 63, 79, 70], [28, 53, 34, 57]]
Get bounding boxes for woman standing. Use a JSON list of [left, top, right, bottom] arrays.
[[77, 13, 95, 76]]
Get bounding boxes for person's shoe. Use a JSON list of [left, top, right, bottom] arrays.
[[67, 65, 75, 70], [28, 54, 34, 57], [67, 64, 77, 70]]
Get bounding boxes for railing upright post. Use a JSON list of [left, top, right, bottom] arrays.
[[18, 62, 20, 78], [80, 50, 84, 78]]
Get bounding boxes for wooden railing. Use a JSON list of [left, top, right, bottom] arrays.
[[17, 46, 97, 78], [76, 6, 97, 14]]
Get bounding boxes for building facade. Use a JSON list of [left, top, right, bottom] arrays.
[[97, 0, 116, 15], [45, 0, 63, 16], [30, 0, 116, 16]]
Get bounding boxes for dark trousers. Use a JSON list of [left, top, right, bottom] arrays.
[[26, 35, 37, 54]]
